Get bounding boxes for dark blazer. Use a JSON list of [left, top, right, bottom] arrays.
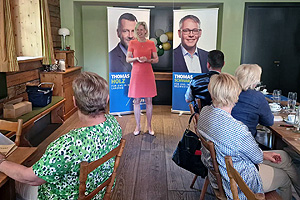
[[173, 45, 209, 73], [109, 43, 132, 72]]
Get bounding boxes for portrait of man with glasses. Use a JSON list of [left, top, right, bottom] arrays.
[[173, 15, 208, 73]]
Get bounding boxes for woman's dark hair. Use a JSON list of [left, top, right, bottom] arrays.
[[72, 72, 108, 117]]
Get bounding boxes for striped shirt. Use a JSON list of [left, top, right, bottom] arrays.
[[198, 105, 264, 200]]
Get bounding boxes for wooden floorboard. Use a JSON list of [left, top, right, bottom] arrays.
[[28, 105, 215, 200], [112, 106, 211, 199]]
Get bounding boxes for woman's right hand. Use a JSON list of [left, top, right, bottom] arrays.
[[137, 56, 147, 63]]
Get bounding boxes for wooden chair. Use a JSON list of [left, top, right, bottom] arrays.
[[195, 130, 226, 200], [0, 119, 23, 146], [195, 98, 202, 114], [78, 139, 126, 200], [225, 156, 282, 200], [188, 99, 202, 114], [188, 98, 201, 131], [188, 99, 205, 194]]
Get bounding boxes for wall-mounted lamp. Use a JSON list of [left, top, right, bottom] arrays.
[[58, 28, 70, 51]]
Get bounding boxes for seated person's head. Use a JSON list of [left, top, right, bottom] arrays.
[[72, 72, 109, 117], [208, 73, 241, 108], [207, 50, 224, 70], [235, 64, 262, 90]]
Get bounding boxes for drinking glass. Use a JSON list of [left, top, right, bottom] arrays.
[[293, 107, 300, 133], [287, 92, 297, 112], [272, 90, 281, 105]]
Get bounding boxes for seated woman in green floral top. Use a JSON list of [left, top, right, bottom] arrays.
[[0, 72, 122, 199]]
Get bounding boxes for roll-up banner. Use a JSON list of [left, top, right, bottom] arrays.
[[107, 7, 150, 115], [172, 9, 219, 113]]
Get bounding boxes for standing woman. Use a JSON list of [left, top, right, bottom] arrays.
[[126, 21, 158, 136]]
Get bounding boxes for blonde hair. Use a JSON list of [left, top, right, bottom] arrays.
[[134, 21, 149, 40], [73, 72, 108, 117], [208, 73, 241, 107], [235, 64, 262, 90]]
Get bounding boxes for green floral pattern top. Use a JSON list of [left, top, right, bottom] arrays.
[[32, 114, 122, 200]]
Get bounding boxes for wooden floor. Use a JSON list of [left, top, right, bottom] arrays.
[[110, 105, 214, 200], [27, 105, 214, 200]]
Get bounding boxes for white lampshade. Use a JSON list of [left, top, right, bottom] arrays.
[[58, 28, 70, 36]]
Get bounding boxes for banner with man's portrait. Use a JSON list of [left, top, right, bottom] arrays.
[[107, 7, 150, 115], [172, 9, 218, 113]]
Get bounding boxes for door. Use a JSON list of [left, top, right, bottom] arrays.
[[241, 3, 300, 96]]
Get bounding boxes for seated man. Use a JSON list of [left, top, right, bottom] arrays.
[[0, 72, 122, 199], [198, 73, 300, 200], [185, 50, 224, 113]]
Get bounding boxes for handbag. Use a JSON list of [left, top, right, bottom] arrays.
[[172, 113, 208, 178]]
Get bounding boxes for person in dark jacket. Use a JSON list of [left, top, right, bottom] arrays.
[[185, 50, 224, 112], [231, 64, 274, 138]]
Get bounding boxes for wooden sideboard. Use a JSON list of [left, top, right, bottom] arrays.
[[40, 67, 82, 120], [54, 50, 75, 67]]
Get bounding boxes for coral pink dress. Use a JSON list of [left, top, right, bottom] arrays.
[[128, 39, 157, 98]]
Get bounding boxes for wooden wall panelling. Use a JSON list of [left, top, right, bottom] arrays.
[[51, 28, 60, 38], [6, 79, 40, 99], [6, 69, 39, 88], [49, 16, 61, 26], [48, 5, 60, 17], [48, 0, 60, 6], [48, 0, 61, 49], [7, 84, 26, 98], [16, 60, 42, 72]]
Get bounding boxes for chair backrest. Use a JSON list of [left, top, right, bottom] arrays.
[[189, 98, 202, 127], [0, 119, 23, 146], [78, 139, 126, 200], [196, 98, 202, 114], [197, 129, 226, 198], [224, 156, 265, 200]]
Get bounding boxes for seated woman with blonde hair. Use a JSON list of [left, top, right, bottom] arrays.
[[198, 73, 300, 199], [231, 64, 273, 138]]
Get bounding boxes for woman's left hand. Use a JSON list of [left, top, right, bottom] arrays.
[[263, 151, 282, 163], [138, 56, 147, 63]]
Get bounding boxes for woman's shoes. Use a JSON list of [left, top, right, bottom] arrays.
[[133, 130, 140, 136], [133, 129, 154, 136], [148, 130, 154, 136]]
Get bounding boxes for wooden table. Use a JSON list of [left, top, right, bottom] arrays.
[[0, 147, 37, 187], [265, 95, 300, 154], [269, 118, 300, 155], [4, 96, 65, 146]]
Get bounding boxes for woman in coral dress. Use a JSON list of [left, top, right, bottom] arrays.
[[126, 21, 158, 136]]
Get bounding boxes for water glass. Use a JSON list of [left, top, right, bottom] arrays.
[[272, 90, 281, 105], [294, 107, 300, 133], [287, 92, 297, 112]]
